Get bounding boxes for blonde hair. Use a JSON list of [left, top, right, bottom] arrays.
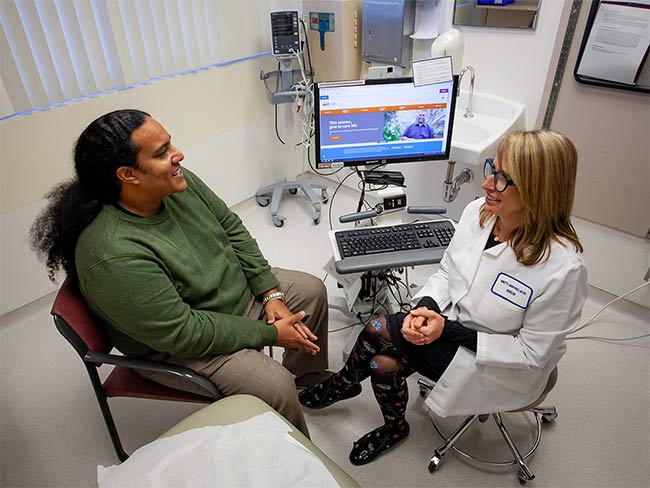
[[479, 130, 583, 266]]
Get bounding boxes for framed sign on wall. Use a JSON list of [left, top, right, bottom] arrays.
[[574, 0, 650, 93]]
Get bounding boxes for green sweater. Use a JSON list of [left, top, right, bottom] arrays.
[[76, 169, 279, 358]]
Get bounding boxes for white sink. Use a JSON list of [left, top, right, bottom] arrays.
[[450, 92, 526, 166]]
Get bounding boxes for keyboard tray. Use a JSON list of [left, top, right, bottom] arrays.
[[331, 220, 456, 274]]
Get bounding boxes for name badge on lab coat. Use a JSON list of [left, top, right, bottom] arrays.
[[491, 273, 532, 309]]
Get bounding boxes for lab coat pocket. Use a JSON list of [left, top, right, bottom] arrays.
[[425, 348, 532, 416], [479, 363, 539, 395]]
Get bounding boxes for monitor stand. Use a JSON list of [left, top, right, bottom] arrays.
[[255, 180, 329, 227]]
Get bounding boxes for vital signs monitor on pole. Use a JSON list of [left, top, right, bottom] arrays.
[[270, 11, 301, 57]]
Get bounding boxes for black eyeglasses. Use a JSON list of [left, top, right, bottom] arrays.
[[483, 158, 516, 192]]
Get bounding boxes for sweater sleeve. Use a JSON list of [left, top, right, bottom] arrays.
[[80, 256, 278, 359], [185, 170, 279, 296]]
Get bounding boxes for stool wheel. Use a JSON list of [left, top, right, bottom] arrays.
[[428, 454, 443, 473], [541, 412, 557, 424], [518, 468, 535, 485]]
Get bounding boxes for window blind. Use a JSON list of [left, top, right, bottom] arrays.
[[0, 0, 276, 119]]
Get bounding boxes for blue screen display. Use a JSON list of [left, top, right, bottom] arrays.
[[315, 77, 457, 169]]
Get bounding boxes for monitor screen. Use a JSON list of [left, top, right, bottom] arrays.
[[314, 77, 457, 169]]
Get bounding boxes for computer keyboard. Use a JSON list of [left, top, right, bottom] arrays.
[[332, 220, 456, 274]]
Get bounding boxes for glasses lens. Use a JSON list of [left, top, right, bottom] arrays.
[[483, 159, 494, 180], [494, 173, 507, 192]]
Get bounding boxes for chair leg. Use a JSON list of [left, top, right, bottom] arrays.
[[493, 413, 535, 485], [86, 366, 129, 462], [429, 415, 479, 473]]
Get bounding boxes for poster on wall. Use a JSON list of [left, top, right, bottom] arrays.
[[574, 0, 650, 93]]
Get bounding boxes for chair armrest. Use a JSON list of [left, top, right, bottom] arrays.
[[84, 351, 223, 400]]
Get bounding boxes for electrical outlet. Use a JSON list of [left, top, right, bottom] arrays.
[[383, 194, 407, 210]]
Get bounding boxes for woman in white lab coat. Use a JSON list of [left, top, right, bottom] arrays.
[[300, 130, 588, 465]]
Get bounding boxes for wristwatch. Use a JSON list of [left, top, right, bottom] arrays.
[[261, 291, 285, 306]]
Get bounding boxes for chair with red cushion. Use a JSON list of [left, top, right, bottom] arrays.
[[51, 278, 222, 462]]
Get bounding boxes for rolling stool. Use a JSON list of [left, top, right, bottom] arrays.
[[417, 367, 559, 485]]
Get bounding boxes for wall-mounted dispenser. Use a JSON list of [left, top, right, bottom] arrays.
[[304, 0, 363, 82], [430, 28, 464, 74], [310, 12, 335, 51], [362, 0, 416, 68]]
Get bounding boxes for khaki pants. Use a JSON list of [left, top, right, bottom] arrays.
[[139, 268, 328, 437]]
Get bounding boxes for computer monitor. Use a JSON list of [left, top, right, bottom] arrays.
[[314, 77, 457, 170]]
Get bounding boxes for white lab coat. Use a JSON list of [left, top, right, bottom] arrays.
[[414, 198, 588, 417]]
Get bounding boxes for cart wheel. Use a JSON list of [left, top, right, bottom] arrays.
[[272, 214, 285, 228], [289, 188, 298, 195], [256, 196, 270, 207]]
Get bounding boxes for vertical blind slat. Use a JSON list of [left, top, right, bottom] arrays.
[[0, 72, 16, 118], [0, 20, 31, 113], [178, 0, 200, 70], [135, 0, 163, 79], [105, 0, 135, 86], [54, 0, 97, 95], [118, 0, 150, 82], [34, 0, 81, 100], [72, 0, 112, 92], [203, 0, 222, 63], [90, 0, 125, 88], [15, 0, 64, 103], [192, 0, 210, 67], [149, 0, 175, 75], [163, 0, 189, 72], [0, 1, 48, 107]]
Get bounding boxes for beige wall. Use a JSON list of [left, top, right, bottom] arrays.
[[1, 56, 284, 212], [0, 55, 296, 314], [543, 3, 649, 239]]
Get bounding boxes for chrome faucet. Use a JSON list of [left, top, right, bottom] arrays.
[[458, 65, 475, 119]]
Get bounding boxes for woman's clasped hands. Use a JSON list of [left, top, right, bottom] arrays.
[[401, 307, 445, 346]]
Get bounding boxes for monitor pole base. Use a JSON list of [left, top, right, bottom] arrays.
[[255, 180, 329, 227]]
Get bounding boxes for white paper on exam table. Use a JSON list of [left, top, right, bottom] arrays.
[[97, 412, 340, 488]]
